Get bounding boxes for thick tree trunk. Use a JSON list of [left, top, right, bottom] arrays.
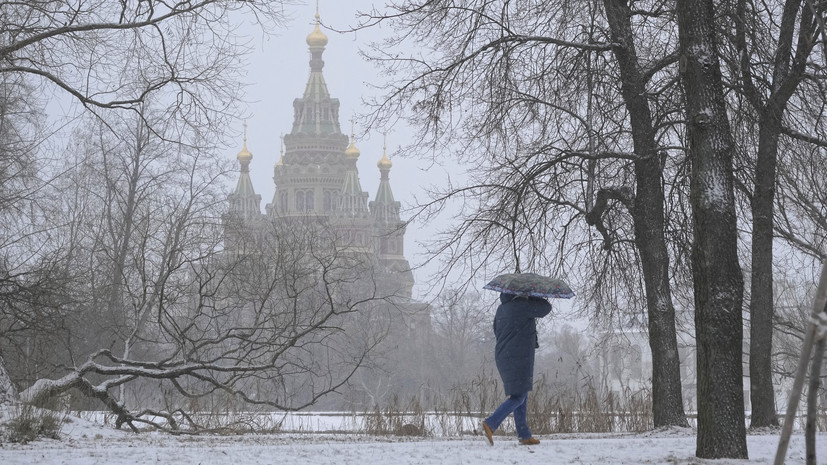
[[603, 0, 688, 428], [676, 0, 748, 459], [20, 368, 139, 431]]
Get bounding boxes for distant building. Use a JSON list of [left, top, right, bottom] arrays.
[[221, 12, 431, 407], [595, 323, 756, 416], [223, 11, 415, 300]]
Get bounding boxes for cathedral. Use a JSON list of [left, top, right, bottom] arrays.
[[223, 10, 415, 300], [220, 13, 433, 407]]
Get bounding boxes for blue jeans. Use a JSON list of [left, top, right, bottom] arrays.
[[484, 392, 531, 440]]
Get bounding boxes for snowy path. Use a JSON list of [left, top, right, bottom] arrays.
[[0, 428, 821, 465]]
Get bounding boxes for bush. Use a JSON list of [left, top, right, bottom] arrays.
[[362, 395, 428, 437], [2, 405, 64, 444]]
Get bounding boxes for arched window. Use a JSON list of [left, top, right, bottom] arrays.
[[305, 190, 315, 212], [295, 190, 305, 211], [279, 192, 288, 213]]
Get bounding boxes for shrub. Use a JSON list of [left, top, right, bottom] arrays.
[[2, 405, 64, 444]]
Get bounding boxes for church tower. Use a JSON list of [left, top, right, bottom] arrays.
[[224, 125, 263, 254], [370, 143, 414, 297], [228, 6, 415, 299], [266, 8, 351, 218]]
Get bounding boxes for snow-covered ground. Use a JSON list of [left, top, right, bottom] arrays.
[[0, 412, 823, 464]]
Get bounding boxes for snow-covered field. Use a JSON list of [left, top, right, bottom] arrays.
[[0, 412, 823, 464]]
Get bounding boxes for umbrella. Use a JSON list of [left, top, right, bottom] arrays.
[[483, 272, 575, 299]]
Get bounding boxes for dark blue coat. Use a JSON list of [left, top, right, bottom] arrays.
[[493, 293, 551, 395]]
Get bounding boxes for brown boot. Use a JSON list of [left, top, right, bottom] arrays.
[[481, 421, 494, 446], [519, 437, 540, 446]]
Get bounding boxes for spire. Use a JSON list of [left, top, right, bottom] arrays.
[[228, 121, 262, 220], [345, 119, 360, 159], [377, 138, 392, 172], [375, 135, 395, 203], [368, 136, 411, 291], [371, 136, 401, 224], [276, 134, 284, 166], [237, 121, 252, 164], [340, 129, 369, 216], [305, 1, 328, 48], [290, 3, 342, 136]]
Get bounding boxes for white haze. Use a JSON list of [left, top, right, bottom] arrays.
[[231, 1, 476, 302]]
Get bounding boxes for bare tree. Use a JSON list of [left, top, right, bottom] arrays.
[[359, 0, 689, 427], [676, 0, 748, 458], [0, 1, 291, 138], [361, 1, 826, 448], [17, 171, 391, 430], [0, 86, 398, 427], [429, 289, 492, 385], [715, 0, 823, 428], [0, 0, 293, 409], [0, 70, 73, 403], [599, 0, 687, 427]]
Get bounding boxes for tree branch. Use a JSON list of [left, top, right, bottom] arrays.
[[585, 186, 635, 250]]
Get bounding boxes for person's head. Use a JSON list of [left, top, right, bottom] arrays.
[[500, 292, 517, 304]]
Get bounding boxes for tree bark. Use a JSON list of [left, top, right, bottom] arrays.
[[749, 113, 783, 428], [602, 0, 688, 428], [676, 0, 748, 459]]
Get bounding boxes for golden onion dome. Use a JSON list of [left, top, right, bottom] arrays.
[[237, 141, 252, 163], [345, 142, 360, 159], [306, 13, 328, 47], [345, 134, 360, 159], [377, 152, 392, 170]]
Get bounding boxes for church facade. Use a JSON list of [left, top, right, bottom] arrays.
[[224, 12, 415, 301]]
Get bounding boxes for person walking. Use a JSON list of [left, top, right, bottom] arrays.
[[482, 292, 551, 446]]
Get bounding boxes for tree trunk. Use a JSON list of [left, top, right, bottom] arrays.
[[603, 0, 688, 428], [676, 0, 748, 459], [805, 336, 824, 465], [749, 114, 783, 428]]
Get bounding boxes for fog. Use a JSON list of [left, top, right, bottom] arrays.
[[230, 1, 458, 301], [2, 3, 823, 458]]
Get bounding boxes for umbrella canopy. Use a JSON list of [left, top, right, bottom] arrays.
[[483, 272, 575, 299]]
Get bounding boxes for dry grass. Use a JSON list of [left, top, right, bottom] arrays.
[[2, 404, 65, 444], [361, 371, 656, 437]]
